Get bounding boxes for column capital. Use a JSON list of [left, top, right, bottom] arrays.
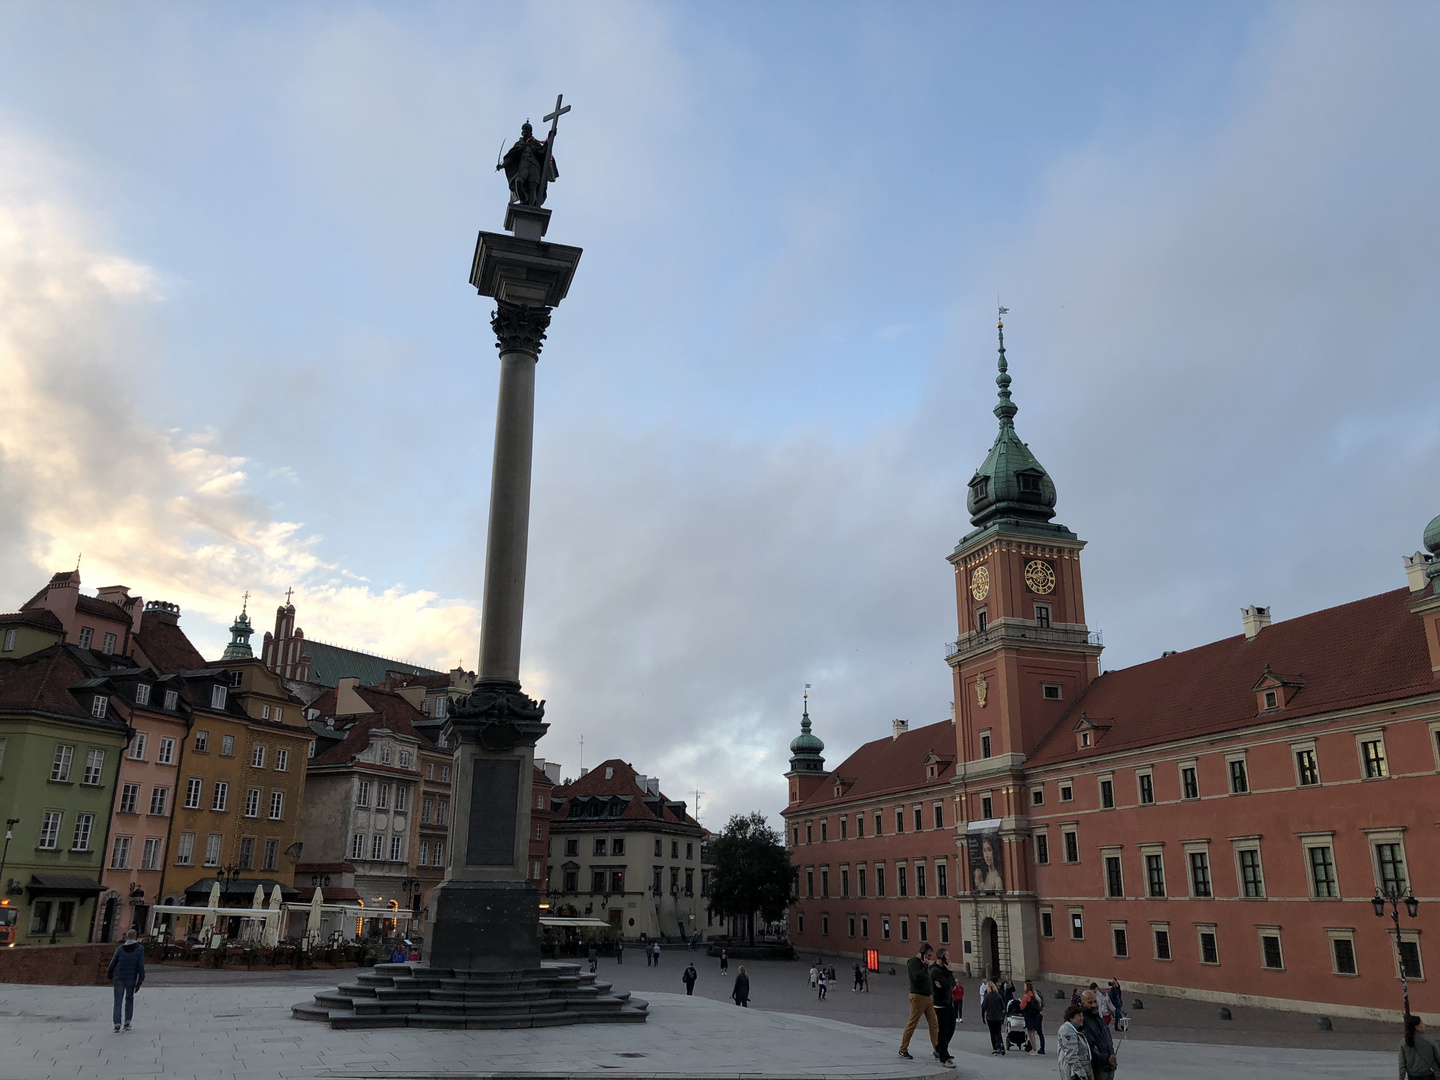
[[490, 300, 552, 358], [446, 678, 548, 750]]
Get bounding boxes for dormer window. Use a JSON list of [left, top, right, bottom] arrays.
[[210, 685, 227, 709], [970, 476, 990, 501], [1017, 471, 1043, 495], [926, 763, 937, 780], [1080, 731, 1090, 748], [163, 689, 178, 711], [134, 683, 151, 706], [91, 695, 108, 719], [1263, 690, 1278, 710]]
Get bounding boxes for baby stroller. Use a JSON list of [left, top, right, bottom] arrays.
[[1003, 998, 1029, 1051]]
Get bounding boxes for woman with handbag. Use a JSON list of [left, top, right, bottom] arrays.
[[1400, 1014, 1440, 1080]]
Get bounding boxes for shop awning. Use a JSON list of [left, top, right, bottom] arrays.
[[27, 875, 105, 898]]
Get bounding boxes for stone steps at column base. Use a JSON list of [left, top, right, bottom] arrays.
[[322, 1004, 650, 1030]]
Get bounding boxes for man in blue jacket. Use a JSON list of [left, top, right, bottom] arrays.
[[106, 929, 145, 1032]]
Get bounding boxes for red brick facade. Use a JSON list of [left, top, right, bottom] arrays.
[[784, 321, 1440, 1021]]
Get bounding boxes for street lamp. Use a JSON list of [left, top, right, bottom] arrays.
[[1373, 887, 1420, 1016]]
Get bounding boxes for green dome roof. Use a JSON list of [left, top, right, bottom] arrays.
[[1425, 513, 1440, 557], [966, 318, 1059, 529], [788, 696, 825, 773]]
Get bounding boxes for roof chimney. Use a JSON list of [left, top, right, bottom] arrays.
[[1404, 552, 1435, 594], [1241, 605, 1272, 641], [892, 718, 909, 741]]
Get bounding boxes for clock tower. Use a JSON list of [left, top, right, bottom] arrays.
[[948, 312, 1102, 980]]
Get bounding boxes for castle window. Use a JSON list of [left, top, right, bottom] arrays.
[[980, 733, 992, 759], [1018, 472, 1042, 495], [1034, 604, 1051, 628], [1042, 684, 1062, 700], [1263, 690, 1278, 710], [970, 476, 989, 501]]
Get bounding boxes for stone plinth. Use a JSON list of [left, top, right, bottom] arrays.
[[292, 961, 648, 1029]]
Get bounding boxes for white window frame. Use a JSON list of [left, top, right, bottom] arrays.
[[1298, 832, 1340, 899], [175, 832, 195, 867], [251, 744, 265, 768], [51, 744, 74, 782], [129, 733, 148, 761], [1225, 752, 1249, 794], [38, 810, 62, 850], [141, 837, 162, 871], [1327, 928, 1359, 976], [275, 748, 289, 772], [204, 833, 222, 867], [1141, 843, 1167, 898], [1136, 768, 1155, 805], [82, 748, 104, 786], [157, 737, 175, 765], [219, 734, 234, 757], [1151, 921, 1173, 962], [1178, 759, 1199, 800], [1183, 840, 1213, 899], [1196, 923, 1220, 966], [212, 781, 229, 812], [210, 685, 227, 709], [1257, 925, 1284, 971], [269, 791, 284, 820], [134, 683, 151, 706], [71, 812, 94, 852], [1356, 730, 1389, 780], [1097, 772, 1115, 809], [1230, 836, 1266, 899], [1290, 739, 1320, 787], [244, 788, 260, 818]]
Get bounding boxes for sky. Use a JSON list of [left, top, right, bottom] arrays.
[[0, 1, 1436, 829]]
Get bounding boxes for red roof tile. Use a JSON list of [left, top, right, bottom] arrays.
[[308, 687, 427, 769], [132, 619, 207, 674], [553, 759, 699, 827], [1026, 587, 1435, 768], [792, 720, 957, 813]]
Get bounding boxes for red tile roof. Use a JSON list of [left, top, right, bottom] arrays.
[[308, 686, 427, 769], [133, 619, 207, 674], [75, 594, 131, 624], [0, 645, 128, 729], [791, 720, 957, 813], [0, 609, 64, 632], [1026, 587, 1435, 767], [553, 759, 699, 827]]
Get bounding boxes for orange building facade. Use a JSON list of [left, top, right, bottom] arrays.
[[784, 319, 1440, 1022]]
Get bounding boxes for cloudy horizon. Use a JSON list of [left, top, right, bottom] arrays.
[[0, 1, 1435, 827]]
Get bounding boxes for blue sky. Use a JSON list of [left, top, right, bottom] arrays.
[[0, 1, 1435, 825]]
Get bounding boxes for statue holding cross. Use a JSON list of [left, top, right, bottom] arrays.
[[497, 94, 570, 208]]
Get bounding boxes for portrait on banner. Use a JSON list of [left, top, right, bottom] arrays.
[[969, 828, 1004, 894]]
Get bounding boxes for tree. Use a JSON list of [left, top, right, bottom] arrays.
[[708, 811, 794, 946]]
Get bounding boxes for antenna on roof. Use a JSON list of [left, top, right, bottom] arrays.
[[579, 734, 584, 773], [75, 552, 82, 573], [693, 788, 705, 826]]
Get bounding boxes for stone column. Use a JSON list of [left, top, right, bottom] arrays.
[[427, 199, 581, 973]]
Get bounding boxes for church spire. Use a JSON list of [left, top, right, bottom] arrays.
[[221, 591, 255, 660]]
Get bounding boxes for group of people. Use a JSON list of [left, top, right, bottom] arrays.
[[674, 949, 750, 1007], [895, 945, 1124, 1077]]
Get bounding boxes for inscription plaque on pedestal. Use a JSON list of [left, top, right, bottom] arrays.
[[466, 758, 521, 866]]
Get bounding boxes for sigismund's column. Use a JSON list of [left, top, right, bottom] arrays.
[[428, 107, 582, 972]]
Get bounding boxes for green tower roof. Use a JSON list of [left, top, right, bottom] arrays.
[[788, 693, 825, 774]]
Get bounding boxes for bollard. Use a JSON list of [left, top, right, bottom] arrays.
[[1218, 1007, 1232, 1020], [1318, 1017, 1333, 1031], [1131, 998, 1143, 1010]]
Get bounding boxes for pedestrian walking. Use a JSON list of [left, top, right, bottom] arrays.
[[809, 963, 818, 988], [107, 929, 145, 1032], [817, 968, 829, 1000], [952, 979, 964, 1022], [1107, 978, 1124, 1020], [1000, 974, 1016, 1004], [981, 978, 1006, 1055], [1020, 979, 1045, 1055], [1080, 988, 1118, 1080], [897, 942, 941, 1062], [616, 941, 624, 965], [853, 961, 864, 991], [720, 948, 728, 973], [731, 966, 750, 1007], [652, 941, 661, 966], [588, 944, 598, 974], [1056, 1004, 1091, 1080], [1400, 1015, 1440, 1080], [682, 962, 698, 996], [929, 947, 958, 1067]]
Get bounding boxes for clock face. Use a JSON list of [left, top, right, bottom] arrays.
[[1024, 559, 1056, 595], [969, 565, 991, 601]]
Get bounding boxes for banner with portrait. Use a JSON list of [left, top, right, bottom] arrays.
[[968, 826, 1005, 895]]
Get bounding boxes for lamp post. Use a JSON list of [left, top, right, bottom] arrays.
[[1372, 887, 1420, 1016]]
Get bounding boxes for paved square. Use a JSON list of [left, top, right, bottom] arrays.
[[0, 966, 1393, 1080]]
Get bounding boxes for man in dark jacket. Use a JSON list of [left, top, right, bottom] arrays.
[[928, 948, 958, 1067], [1080, 989, 1117, 1079], [107, 929, 145, 1032], [682, 962, 698, 995], [898, 943, 940, 1061]]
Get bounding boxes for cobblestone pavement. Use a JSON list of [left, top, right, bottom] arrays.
[[0, 960, 1390, 1079], [625, 950, 1398, 1051]]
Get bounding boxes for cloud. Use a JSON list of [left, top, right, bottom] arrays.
[[0, 126, 481, 667]]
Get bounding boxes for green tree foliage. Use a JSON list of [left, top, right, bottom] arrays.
[[708, 811, 794, 946]]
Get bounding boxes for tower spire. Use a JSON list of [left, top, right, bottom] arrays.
[[994, 305, 1016, 429]]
